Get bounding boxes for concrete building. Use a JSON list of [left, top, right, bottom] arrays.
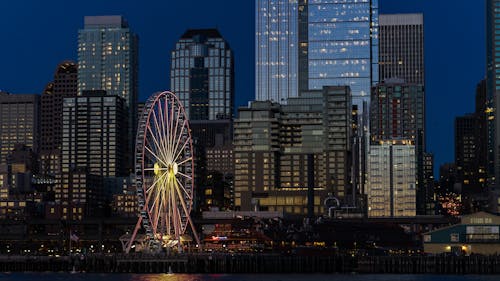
[[78, 15, 138, 167], [379, 14, 424, 84], [367, 142, 416, 217], [0, 92, 40, 164], [423, 212, 500, 255], [370, 79, 427, 215], [234, 86, 352, 216], [59, 91, 128, 219]]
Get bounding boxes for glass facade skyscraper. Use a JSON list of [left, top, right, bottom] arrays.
[[255, 0, 299, 104], [171, 29, 234, 121], [256, 0, 378, 110], [487, 0, 500, 191], [77, 16, 138, 164], [308, 0, 378, 109]]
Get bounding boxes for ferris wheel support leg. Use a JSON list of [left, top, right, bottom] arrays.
[[125, 216, 143, 254], [174, 186, 202, 251]]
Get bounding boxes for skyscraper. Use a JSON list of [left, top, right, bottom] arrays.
[[170, 28, 234, 211], [171, 28, 234, 121], [59, 91, 128, 219], [307, 0, 379, 109], [77, 15, 138, 165], [255, 0, 378, 108], [39, 61, 78, 177], [255, 0, 299, 103], [379, 13, 424, 84], [486, 0, 499, 191], [0, 92, 40, 164], [370, 79, 428, 215]]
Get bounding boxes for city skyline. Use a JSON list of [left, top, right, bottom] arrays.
[[0, 0, 486, 176]]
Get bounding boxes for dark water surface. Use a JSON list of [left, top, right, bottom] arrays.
[[0, 273, 499, 281]]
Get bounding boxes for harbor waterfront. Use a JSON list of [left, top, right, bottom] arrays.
[[0, 253, 499, 274], [0, 273, 500, 281]]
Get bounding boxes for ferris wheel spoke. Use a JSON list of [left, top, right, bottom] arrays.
[[144, 147, 169, 170], [176, 171, 193, 181], [165, 97, 174, 160], [151, 107, 168, 160], [168, 104, 182, 161], [171, 119, 187, 161], [177, 156, 193, 166], [176, 177, 192, 200], [146, 172, 168, 194], [173, 136, 191, 163], [146, 124, 167, 161], [157, 98, 169, 163]]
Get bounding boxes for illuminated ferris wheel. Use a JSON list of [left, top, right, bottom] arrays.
[[126, 91, 199, 252]]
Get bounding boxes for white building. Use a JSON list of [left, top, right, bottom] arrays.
[[368, 142, 416, 217]]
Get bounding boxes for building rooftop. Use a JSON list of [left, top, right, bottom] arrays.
[[84, 15, 128, 28], [180, 28, 222, 39]]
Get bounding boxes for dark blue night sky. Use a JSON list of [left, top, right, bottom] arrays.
[[0, 0, 486, 176]]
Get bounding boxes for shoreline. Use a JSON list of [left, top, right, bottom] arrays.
[[0, 253, 499, 274]]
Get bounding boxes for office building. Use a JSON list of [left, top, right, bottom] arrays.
[[370, 79, 427, 214], [486, 0, 500, 190], [39, 61, 78, 178], [78, 15, 138, 166], [379, 14, 424, 84], [171, 28, 234, 121], [170, 28, 234, 211], [0, 92, 40, 164], [255, 0, 378, 107], [59, 91, 128, 219], [234, 86, 352, 216], [367, 142, 416, 217]]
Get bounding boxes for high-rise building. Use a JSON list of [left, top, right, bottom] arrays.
[[170, 28, 234, 212], [454, 80, 489, 213], [59, 91, 128, 219], [77, 15, 138, 167], [367, 142, 416, 217], [0, 93, 40, 220], [39, 61, 78, 178], [379, 14, 424, 84], [0, 92, 40, 164], [370, 79, 427, 215], [486, 0, 500, 190], [234, 86, 352, 216], [255, 0, 378, 107], [255, 0, 299, 103], [171, 28, 234, 121], [370, 79, 425, 144]]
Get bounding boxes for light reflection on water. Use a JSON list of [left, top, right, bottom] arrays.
[[0, 273, 500, 281]]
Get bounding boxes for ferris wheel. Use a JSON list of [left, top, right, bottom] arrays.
[[126, 91, 200, 252]]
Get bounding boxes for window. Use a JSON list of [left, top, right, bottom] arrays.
[[450, 233, 459, 242]]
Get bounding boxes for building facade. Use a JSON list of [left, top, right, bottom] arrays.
[[77, 15, 138, 166], [255, 0, 378, 108], [0, 92, 40, 165], [367, 142, 416, 217], [39, 61, 78, 178], [379, 13, 424, 84], [370, 79, 427, 214], [59, 91, 128, 219], [486, 0, 500, 191], [170, 28, 234, 212], [234, 86, 352, 216], [423, 212, 500, 255], [171, 28, 234, 121]]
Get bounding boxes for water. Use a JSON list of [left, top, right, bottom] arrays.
[[0, 274, 499, 281]]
